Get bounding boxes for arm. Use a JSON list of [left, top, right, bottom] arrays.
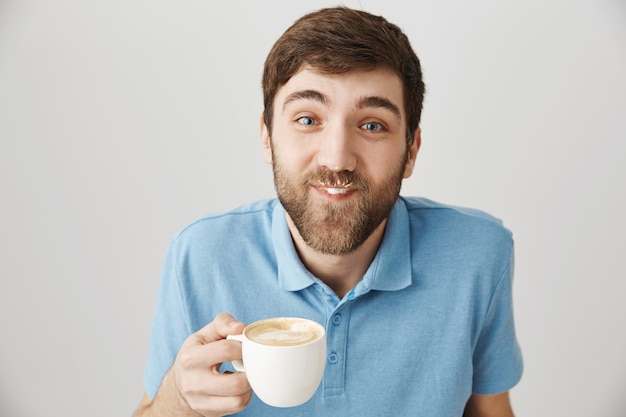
[[133, 313, 253, 417], [463, 392, 515, 417]]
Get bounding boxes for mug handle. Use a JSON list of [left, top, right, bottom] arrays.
[[226, 334, 245, 372]]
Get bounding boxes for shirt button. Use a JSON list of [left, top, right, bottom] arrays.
[[328, 352, 339, 364], [332, 314, 342, 325]]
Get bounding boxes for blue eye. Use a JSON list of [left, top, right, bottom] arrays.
[[298, 116, 316, 126], [362, 122, 383, 131]]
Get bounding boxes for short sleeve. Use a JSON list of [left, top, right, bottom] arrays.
[[143, 238, 192, 399], [472, 252, 524, 394]]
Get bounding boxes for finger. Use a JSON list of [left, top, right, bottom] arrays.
[[201, 369, 251, 397], [193, 312, 247, 345], [188, 388, 253, 417], [206, 338, 245, 366], [178, 365, 251, 399], [180, 338, 244, 371], [175, 350, 252, 406]]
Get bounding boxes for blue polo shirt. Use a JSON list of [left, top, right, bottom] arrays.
[[144, 197, 523, 416]]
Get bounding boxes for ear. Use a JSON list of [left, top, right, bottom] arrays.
[[260, 115, 273, 164], [402, 128, 421, 179]]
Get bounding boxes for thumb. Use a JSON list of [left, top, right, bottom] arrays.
[[193, 312, 247, 345]]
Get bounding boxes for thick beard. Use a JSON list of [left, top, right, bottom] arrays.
[[272, 156, 406, 255]]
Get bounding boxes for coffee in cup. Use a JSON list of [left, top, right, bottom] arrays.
[[227, 317, 326, 407], [245, 317, 323, 346]]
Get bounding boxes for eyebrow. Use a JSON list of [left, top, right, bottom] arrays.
[[281, 89, 402, 122], [357, 96, 402, 121], [282, 90, 328, 111]]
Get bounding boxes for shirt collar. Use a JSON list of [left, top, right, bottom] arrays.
[[272, 199, 412, 294]]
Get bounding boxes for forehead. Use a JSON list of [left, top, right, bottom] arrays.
[[275, 65, 405, 114]]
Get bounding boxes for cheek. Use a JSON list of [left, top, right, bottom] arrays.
[[274, 142, 318, 172], [367, 149, 406, 177]]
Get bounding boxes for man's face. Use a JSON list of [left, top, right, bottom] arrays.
[[261, 66, 419, 255]]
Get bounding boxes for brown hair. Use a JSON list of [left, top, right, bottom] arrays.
[[262, 6, 425, 143]]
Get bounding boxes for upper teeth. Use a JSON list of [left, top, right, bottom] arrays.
[[325, 187, 349, 195]]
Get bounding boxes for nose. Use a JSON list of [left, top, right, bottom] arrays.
[[316, 125, 357, 172]]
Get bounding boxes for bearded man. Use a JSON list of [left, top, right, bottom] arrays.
[[133, 7, 523, 417]]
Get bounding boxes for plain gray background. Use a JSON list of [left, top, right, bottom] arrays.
[[1, 0, 625, 416]]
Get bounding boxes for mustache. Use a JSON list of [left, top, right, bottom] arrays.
[[304, 169, 369, 190]]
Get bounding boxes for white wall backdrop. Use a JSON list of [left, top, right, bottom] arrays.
[[1, 0, 624, 416]]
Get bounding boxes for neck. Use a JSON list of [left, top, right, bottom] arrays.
[[285, 215, 387, 299]]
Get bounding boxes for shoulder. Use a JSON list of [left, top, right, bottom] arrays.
[[171, 199, 279, 246], [402, 196, 510, 233], [402, 196, 506, 224], [400, 196, 513, 257]]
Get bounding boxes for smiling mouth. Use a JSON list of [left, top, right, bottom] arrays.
[[317, 180, 354, 195], [324, 187, 351, 195]]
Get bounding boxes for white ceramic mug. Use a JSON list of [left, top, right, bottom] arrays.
[[227, 317, 326, 407]]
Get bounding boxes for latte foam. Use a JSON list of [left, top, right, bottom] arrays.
[[246, 318, 323, 346]]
